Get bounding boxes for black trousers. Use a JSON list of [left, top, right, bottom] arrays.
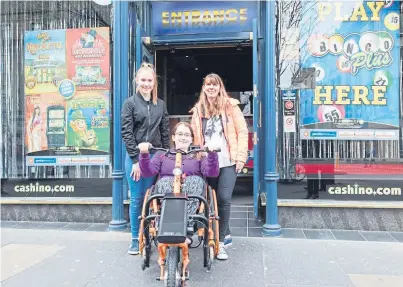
[[207, 165, 237, 242], [307, 174, 319, 196]]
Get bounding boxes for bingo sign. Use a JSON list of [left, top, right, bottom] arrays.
[[299, 1, 400, 140]]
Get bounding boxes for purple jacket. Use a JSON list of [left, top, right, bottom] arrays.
[[139, 150, 219, 178]]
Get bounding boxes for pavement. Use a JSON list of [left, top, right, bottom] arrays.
[[1, 222, 403, 287]]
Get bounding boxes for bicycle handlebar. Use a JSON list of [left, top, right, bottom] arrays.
[[135, 145, 221, 155], [150, 146, 221, 155]]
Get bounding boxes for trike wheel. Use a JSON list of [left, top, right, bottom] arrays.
[[166, 247, 181, 287], [207, 245, 214, 270]]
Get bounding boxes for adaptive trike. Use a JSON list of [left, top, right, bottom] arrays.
[[137, 146, 220, 287]]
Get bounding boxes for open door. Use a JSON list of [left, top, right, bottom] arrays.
[[135, 22, 155, 70], [252, 18, 261, 218]]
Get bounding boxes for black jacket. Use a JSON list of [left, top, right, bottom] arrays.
[[121, 93, 170, 164]]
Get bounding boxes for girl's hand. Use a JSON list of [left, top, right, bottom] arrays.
[[204, 142, 220, 152], [130, 163, 141, 181], [236, 161, 245, 173], [138, 142, 151, 153]]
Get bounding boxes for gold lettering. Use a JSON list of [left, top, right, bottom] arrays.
[[367, 1, 384, 21], [240, 8, 247, 21], [171, 11, 182, 24], [334, 2, 345, 21], [351, 86, 370, 105], [349, 3, 369, 21], [162, 12, 169, 25], [191, 10, 201, 24], [202, 10, 212, 24], [372, 86, 387, 105], [183, 11, 191, 23], [318, 2, 332, 21], [213, 10, 225, 23], [314, 86, 333, 105], [226, 9, 238, 21], [335, 86, 351, 105]]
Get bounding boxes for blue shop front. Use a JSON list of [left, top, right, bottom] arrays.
[[2, 1, 402, 232], [127, 1, 278, 231]]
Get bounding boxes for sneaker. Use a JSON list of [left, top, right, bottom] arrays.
[[216, 243, 228, 260], [224, 234, 232, 247], [128, 239, 140, 255]]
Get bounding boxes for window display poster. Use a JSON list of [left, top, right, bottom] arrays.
[[24, 29, 67, 95], [66, 91, 110, 153], [299, 1, 400, 141], [66, 27, 110, 91], [24, 28, 110, 167], [25, 94, 66, 154]]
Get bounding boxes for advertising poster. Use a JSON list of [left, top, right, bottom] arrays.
[[24, 28, 110, 167], [66, 90, 110, 153], [299, 1, 400, 140], [24, 30, 67, 95], [66, 27, 110, 91], [25, 94, 66, 154]]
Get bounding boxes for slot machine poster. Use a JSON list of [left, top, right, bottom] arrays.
[[24, 27, 110, 167], [66, 27, 110, 91], [25, 94, 66, 154]]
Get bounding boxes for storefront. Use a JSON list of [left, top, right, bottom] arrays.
[[1, 1, 403, 231], [0, 1, 116, 198]]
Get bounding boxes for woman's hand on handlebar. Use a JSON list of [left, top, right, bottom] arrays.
[[204, 142, 221, 152], [138, 142, 151, 153], [130, 163, 141, 181]]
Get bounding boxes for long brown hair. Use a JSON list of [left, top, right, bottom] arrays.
[[134, 62, 158, 105], [197, 73, 229, 117]]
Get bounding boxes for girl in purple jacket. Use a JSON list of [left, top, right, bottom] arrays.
[[138, 122, 219, 214]]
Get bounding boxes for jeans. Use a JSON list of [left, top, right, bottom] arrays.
[[125, 152, 156, 239], [207, 165, 237, 242]]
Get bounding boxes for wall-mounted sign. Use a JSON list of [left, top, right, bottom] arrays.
[[152, 1, 257, 37]]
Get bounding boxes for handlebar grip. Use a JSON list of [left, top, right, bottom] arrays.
[[205, 147, 221, 153]]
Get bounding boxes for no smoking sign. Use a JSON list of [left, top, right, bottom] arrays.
[[284, 115, 296, 133], [283, 99, 296, 116]]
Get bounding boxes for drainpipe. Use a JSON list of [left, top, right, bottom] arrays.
[[262, 0, 281, 237], [109, 0, 128, 231]]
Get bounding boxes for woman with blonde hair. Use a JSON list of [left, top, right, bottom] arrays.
[[190, 73, 248, 260], [121, 62, 170, 255]]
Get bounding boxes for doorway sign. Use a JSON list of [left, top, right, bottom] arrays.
[[151, 1, 258, 37]]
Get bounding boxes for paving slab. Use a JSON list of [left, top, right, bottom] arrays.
[[2, 227, 403, 287]]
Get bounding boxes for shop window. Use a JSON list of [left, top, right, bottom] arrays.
[[0, 1, 112, 182], [275, 0, 403, 201]]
